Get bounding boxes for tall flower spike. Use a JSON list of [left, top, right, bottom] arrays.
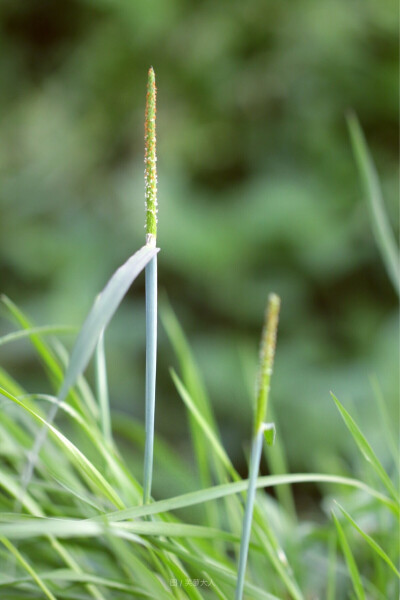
[[145, 66, 157, 246], [254, 293, 281, 433]]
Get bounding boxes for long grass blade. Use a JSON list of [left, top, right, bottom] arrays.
[[0, 537, 57, 600], [335, 501, 400, 577], [331, 393, 398, 501], [99, 473, 395, 522], [332, 510, 366, 600], [347, 112, 400, 295], [14, 245, 157, 509]]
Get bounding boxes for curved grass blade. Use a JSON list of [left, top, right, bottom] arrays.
[[331, 393, 398, 502], [0, 296, 93, 416], [347, 112, 400, 295], [332, 510, 366, 600], [0, 326, 76, 348], [151, 539, 281, 600], [58, 245, 158, 404], [170, 369, 235, 478], [0, 517, 239, 544], [21, 393, 139, 505], [99, 473, 395, 523], [161, 298, 220, 525], [17, 245, 157, 507], [0, 537, 57, 600], [335, 501, 400, 577], [0, 387, 124, 509]]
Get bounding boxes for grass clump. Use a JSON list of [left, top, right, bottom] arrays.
[[0, 70, 398, 600]]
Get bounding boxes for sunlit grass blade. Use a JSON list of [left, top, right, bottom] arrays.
[[162, 299, 225, 527], [0, 387, 124, 509], [98, 473, 395, 522], [0, 325, 76, 348], [332, 510, 366, 600], [0, 295, 92, 416], [0, 518, 240, 543], [151, 539, 281, 600], [335, 501, 400, 577], [331, 393, 398, 502], [0, 537, 57, 600], [170, 369, 235, 479], [347, 112, 400, 295], [21, 393, 140, 505], [0, 570, 143, 595]]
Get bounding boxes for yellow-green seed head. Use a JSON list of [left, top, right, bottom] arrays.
[[254, 293, 281, 433], [144, 66, 157, 244]]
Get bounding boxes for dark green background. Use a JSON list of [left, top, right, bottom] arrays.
[[0, 0, 398, 489]]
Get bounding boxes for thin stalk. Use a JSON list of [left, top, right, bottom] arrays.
[[143, 66, 158, 504], [143, 255, 157, 504], [235, 294, 281, 600], [235, 430, 264, 600]]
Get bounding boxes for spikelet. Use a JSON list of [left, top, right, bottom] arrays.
[[254, 293, 281, 433], [144, 66, 157, 245]]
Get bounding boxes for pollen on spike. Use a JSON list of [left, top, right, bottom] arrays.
[[144, 66, 157, 242], [254, 293, 281, 433]]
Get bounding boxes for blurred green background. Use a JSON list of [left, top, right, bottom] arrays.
[[0, 0, 398, 491]]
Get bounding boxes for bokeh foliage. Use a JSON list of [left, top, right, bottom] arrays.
[[0, 0, 398, 486]]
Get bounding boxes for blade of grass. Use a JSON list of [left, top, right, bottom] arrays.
[[0, 537, 57, 600], [143, 253, 157, 504], [331, 393, 398, 502], [347, 112, 400, 295], [0, 387, 124, 509], [15, 245, 156, 509], [152, 539, 281, 600], [332, 510, 366, 600], [58, 244, 158, 405], [0, 326, 76, 348], [99, 473, 396, 522], [162, 300, 221, 526], [170, 369, 235, 479], [0, 518, 240, 543], [335, 501, 400, 577], [0, 296, 96, 418]]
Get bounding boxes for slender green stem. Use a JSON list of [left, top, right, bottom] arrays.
[[143, 67, 158, 504], [235, 429, 264, 600], [143, 254, 157, 504], [235, 294, 281, 600]]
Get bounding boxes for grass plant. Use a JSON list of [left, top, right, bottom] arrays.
[[143, 67, 159, 505], [0, 74, 398, 599], [235, 294, 280, 600]]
